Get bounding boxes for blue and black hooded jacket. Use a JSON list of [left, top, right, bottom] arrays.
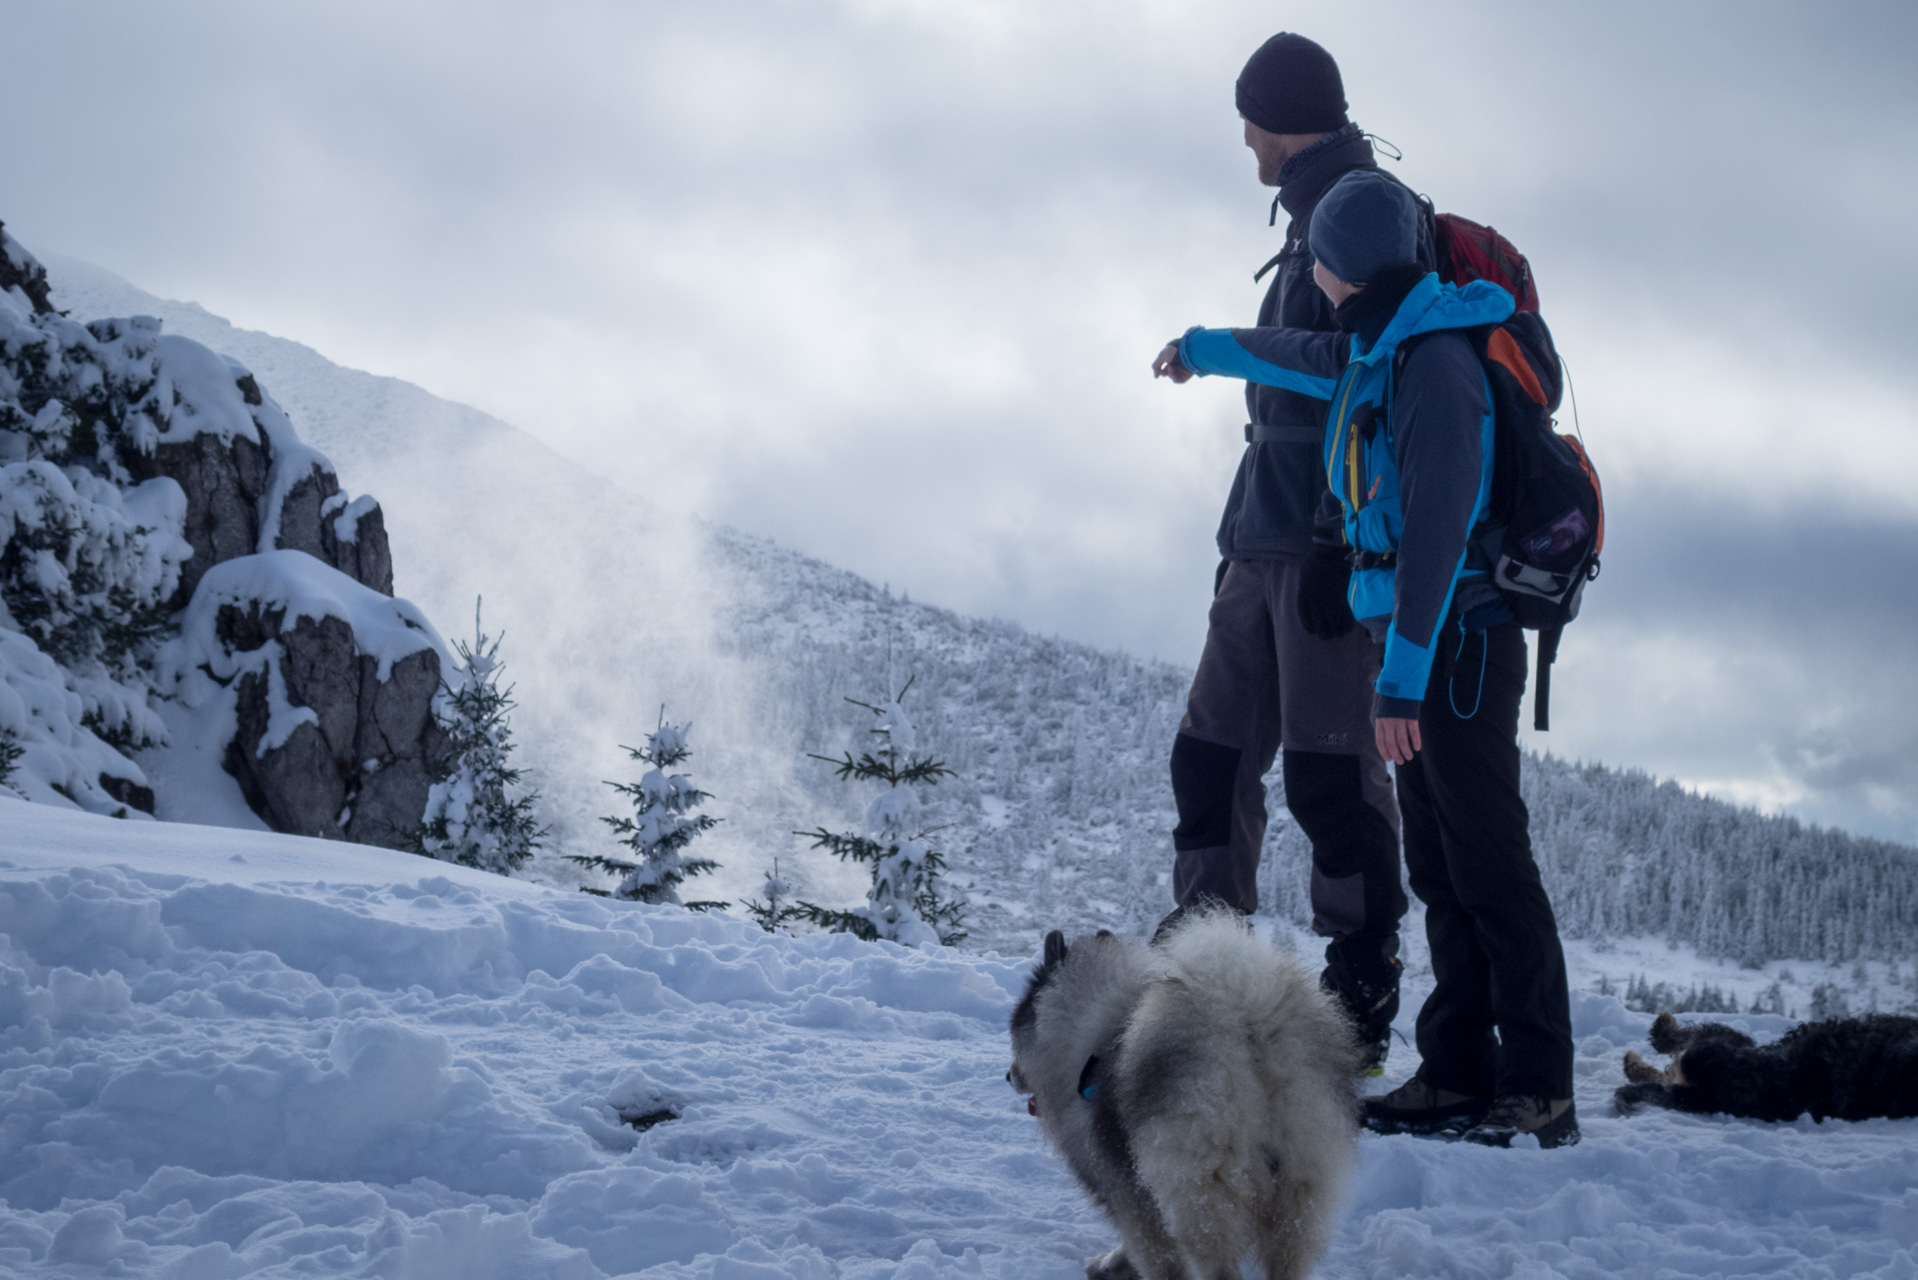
[[1216, 125, 1434, 561], [1179, 267, 1515, 715]]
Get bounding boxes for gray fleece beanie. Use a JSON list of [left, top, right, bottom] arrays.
[[1309, 170, 1419, 285]]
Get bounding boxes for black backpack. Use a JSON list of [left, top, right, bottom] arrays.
[[1398, 311, 1604, 731], [1471, 312, 1603, 731]]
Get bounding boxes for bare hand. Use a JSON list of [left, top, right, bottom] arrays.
[[1375, 716, 1422, 765], [1152, 342, 1193, 383]]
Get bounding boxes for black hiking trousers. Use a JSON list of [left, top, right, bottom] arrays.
[[1170, 559, 1404, 954], [1400, 620, 1574, 1101]]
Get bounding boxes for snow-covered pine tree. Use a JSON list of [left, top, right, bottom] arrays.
[[569, 712, 726, 908], [0, 379, 190, 756], [743, 857, 803, 933], [411, 599, 547, 874], [796, 685, 967, 947]]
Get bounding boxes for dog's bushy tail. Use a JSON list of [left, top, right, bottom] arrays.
[[1140, 912, 1360, 1275]]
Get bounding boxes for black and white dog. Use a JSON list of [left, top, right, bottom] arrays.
[[1007, 913, 1359, 1280], [1616, 1009, 1918, 1122]]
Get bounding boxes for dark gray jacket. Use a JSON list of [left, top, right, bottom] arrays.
[[1215, 126, 1432, 560]]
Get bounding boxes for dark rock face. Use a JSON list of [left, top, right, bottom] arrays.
[[331, 502, 394, 597], [275, 465, 395, 596], [128, 429, 395, 608], [133, 432, 270, 608], [97, 773, 156, 815], [147, 367, 413, 846], [0, 220, 53, 314], [219, 602, 446, 848]]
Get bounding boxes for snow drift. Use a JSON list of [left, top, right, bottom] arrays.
[[2, 801, 1914, 1278]]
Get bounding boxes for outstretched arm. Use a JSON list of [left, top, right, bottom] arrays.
[[1152, 326, 1347, 399]]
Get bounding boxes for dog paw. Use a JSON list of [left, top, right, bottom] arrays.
[[1622, 1049, 1664, 1084], [1647, 1010, 1683, 1053], [1085, 1247, 1140, 1280]]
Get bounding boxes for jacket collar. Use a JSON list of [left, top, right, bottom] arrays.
[[1335, 263, 1428, 347], [1276, 124, 1375, 224], [1348, 274, 1518, 366]]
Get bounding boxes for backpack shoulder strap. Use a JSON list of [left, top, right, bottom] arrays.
[[1389, 322, 1491, 384], [1254, 226, 1306, 284]]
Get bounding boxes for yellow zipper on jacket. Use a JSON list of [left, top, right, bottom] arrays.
[[1325, 361, 1368, 514]]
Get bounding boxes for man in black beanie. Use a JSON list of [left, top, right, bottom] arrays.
[[1149, 33, 1430, 1073]]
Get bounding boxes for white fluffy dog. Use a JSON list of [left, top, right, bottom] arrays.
[[1008, 912, 1360, 1280]]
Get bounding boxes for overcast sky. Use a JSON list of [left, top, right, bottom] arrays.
[[4, 0, 1915, 843]]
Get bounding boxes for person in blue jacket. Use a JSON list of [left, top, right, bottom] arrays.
[[1153, 170, 1579, 1149]]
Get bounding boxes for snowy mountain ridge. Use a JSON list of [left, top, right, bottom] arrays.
[[19, 250, 1918, 974]]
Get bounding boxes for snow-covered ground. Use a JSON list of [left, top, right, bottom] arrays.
[[4, 800, 1914, 1279]]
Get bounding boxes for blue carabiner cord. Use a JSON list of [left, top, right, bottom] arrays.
[[1448, 621, 1488, 720]]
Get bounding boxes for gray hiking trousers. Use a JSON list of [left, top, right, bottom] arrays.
[[1170, 558, 1405, 942]]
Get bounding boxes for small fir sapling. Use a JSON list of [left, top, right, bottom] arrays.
[[0, 730, 22, 795], [795, 682, 968, 947], [412, 599, 547, 873], [570, 710, 726, 908], [743, 857, 803, 933]]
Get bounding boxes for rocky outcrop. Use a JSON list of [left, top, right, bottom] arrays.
[[2, 219, 443, 847], [216, 596, 445, 847], [97, 771, 156, 815], [150, 356, 420, 847], [123, 362, 395, 607], [275, 467, 395, 596], [0, 219, 53, 314], [132, 430, 269, 607]]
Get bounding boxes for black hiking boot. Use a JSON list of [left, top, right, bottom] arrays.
[[1455, 1095, 1580, 1149], [1322, 939, 1403, 1076], [1362, 1075, 1492, 1136]]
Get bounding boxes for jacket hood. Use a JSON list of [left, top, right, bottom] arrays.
[[1351, 273, 1515, 366]]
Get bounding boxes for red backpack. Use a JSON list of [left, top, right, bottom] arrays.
[[1432, 211, 1540, 313]]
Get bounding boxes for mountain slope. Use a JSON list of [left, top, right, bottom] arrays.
[[44, 260, 1918, 967]]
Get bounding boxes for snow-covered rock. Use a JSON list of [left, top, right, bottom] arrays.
[[0, 219, 52, 314], [158, 550, 448, 846], [121, 326, 395, 604], [0, 221, 440, 845]]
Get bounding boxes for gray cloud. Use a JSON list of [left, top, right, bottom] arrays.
[[2, 0, 1913, 840], [1535, 489, 1918, 842]]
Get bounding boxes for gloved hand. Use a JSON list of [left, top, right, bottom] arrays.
[[1297, 544, 1356, 639]]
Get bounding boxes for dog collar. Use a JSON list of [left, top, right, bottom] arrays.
[[1078, 1055, 1101, 1102]]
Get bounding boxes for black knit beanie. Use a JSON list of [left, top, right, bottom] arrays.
[[1235, 33, 1348, 135]]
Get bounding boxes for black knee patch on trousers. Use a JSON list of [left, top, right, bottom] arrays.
[[1282, 748, 1405, 940], [1170, 733, 1240, 852]]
